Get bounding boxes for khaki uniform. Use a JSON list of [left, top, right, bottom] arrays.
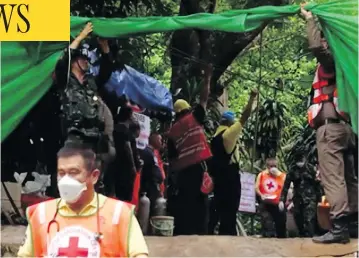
[[307, 18, 358, 220]]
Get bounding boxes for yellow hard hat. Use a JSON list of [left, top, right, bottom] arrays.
[[174, 99, 191, 113]]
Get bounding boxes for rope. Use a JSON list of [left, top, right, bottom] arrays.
[[65, 44, 71, 93], [249, 31, 263, 175]]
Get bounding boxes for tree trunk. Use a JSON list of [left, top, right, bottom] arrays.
[[170, 0, 285, 95], [170, 0, 215, 91]]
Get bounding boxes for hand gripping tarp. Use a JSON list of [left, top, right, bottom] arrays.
[[1, 0, 358, 141]]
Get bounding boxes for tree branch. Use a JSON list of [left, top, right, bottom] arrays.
[[210, 0, 285, 84], [170, 0, 286, 92]]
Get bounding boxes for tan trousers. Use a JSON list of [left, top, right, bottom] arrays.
[[316, 123, 358, 220]]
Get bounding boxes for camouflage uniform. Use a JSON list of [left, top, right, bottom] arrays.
[[54, 48, 114, 154], [280, 165, 321, 237], [61, 76, 104, 148]]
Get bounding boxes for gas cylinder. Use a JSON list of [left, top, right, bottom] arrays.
[[153, 196, 167, 216], [137, 192, 150, 235]]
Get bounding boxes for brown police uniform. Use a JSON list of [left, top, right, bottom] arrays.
[[306, 18, 358, 243]]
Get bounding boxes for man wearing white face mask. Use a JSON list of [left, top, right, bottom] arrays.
[[18, 142, 148, 258], [255, 158, 287, 238]]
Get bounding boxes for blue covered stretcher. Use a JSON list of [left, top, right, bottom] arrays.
[[91, 64, 173, 112]]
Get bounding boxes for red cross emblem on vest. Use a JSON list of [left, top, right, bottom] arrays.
[[267, 181, 274, 190], [264, 178, 277, 193], [48, 226, 100, 258], [57, 237, 88, 257]]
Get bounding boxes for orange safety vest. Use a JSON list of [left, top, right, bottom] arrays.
[[26, 197, 134, 257], [307, 64, 349, 127], [168, 112, 212, 171], [258, 171, 286, 205], [131, 171, 141, 209]]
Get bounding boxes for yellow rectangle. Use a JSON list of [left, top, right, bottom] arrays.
[[0, 0, 70, 41]]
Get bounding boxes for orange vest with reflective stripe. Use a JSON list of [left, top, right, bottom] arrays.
[[168, 113, 212, 171], [26, 197, 134, 257], [258, 171, 286, 205], [307, 64, 349, 127]]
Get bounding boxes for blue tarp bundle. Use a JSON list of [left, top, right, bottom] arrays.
[[91, 64, 173, 112]]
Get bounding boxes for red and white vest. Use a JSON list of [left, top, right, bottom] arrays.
[[27, 197, 133, 257], [258, 171, 286, 205], [307, 64, 349, 127], [168, 113, 212, 171]]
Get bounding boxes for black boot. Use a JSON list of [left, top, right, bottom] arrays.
[[312, 217, 350, 244], [349, 213, 358, 238]]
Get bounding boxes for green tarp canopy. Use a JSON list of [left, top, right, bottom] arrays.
[[1, 0, 358, 142]]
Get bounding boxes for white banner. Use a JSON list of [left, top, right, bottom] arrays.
[[238, 172, 256, 213], [132, 112, 151, 150]]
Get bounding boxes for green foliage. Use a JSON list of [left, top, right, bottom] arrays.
[[284, 124, 317, 173], [221, 15, 318, 173], [256, 99, 287, 159]]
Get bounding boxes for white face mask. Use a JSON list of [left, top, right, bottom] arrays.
[[269, 167, 278, 175], [57, 175, 87, 203]]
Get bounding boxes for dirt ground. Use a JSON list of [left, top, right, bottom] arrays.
[[1, 226, 358, 257]]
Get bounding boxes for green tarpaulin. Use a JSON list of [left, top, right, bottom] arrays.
[[1, 0, 358, 142]]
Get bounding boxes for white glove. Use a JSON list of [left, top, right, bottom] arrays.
[[287, 202, 294, 211], [278, 201, 285, 211]]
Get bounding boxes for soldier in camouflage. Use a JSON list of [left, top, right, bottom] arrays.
[[53, 23, 114, 156], [279, 159, 321, 237]]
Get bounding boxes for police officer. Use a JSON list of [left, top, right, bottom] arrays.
[[301, 4, 358, 243], [279, 159, 321, 237]]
